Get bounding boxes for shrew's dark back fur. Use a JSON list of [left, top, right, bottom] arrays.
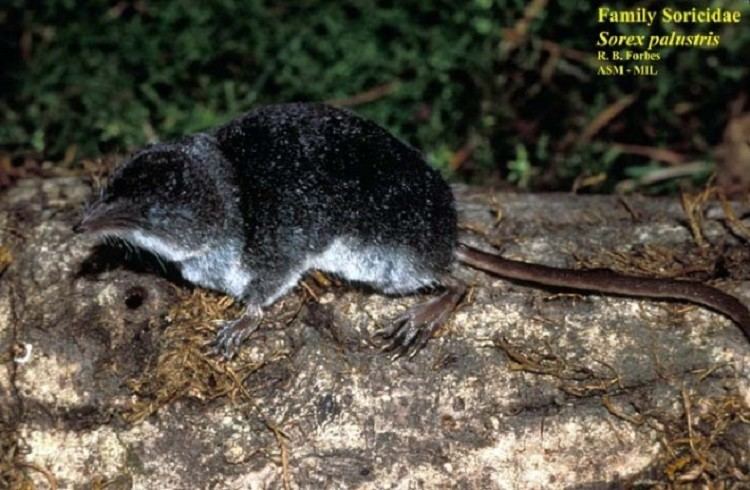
[[215, 103, 457, 272]]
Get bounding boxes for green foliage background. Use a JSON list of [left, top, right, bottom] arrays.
[[1, 0, 748, 190]]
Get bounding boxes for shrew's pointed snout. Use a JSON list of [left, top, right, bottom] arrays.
[[71, 202, 142, 235], [71, 204, 108, 234], [72, 213, 94, 234]]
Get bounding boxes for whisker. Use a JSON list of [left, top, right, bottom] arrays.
[[155, 253, 168, 274]]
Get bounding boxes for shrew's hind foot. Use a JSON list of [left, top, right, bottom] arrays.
[[376, 284, 466, 360], [210, 305, 263, 360]]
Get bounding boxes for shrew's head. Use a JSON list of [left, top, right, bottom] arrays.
[[75, 134, 227, 261]]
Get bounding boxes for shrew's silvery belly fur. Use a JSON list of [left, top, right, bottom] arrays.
[[180, 237, 439, 301], [308, 238, 438, 295], [180, 241, 254, 299]]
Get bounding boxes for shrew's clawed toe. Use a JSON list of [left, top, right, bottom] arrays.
[[210, 307, 262, 359], [377, 285, 466, 360]]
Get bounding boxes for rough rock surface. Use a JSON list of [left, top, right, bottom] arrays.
[[1, 177, 749, 489]]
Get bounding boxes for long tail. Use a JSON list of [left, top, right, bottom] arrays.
[[455, 243, 750, 342]]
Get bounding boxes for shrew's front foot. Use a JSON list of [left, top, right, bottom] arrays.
[[210, 305, 263, 359], [376, 284, 466, 360]]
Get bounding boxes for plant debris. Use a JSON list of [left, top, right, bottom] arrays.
[[0, 428, 33, 490], [0, 245, 12, 276], [680, 185, 750, 247], [576, 243, 718, 281], [658, 389, 750, 486], [491, 337, 750, 487], [122, 289, 302, 423], [493, 336, 622, 398]]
